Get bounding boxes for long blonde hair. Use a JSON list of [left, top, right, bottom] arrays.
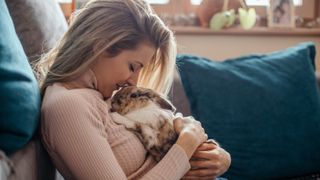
[[35, 0, 176, 96]]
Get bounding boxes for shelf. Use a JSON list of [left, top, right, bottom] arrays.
[[171, 26, 320, 36]]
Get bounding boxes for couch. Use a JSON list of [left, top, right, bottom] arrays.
[[2, 0, 320, 180], [173, 49, 320, 179], [2, 0, 67, 179]]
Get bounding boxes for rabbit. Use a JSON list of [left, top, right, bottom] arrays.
[[108, 86, 218, 161], [108, 86, 179, 161]]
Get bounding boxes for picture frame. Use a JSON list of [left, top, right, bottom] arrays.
[[268, 0, 295, 28]]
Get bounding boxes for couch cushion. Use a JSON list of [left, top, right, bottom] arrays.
[[0, 1, 40, 155], [177, 42, 320, 179], [8, 139, 56, 180], [5, 0, 68, 63], [169, 70, 192, 116]]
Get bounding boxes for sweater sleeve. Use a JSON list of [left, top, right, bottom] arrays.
[[41, 92, 190, 180], [140, 144, 191, 180]]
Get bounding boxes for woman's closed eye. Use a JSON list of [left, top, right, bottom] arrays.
[[129, 62, 142, 73], [129, 63, 136, 72]]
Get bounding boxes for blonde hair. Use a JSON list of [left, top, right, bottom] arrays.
[[35, 0, 176, 96]]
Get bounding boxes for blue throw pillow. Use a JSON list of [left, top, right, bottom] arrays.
[[177, 43, 320, 180], [0, 1, 40, 155]]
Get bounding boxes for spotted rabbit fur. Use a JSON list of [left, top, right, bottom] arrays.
[[108, 86, 179, 161]]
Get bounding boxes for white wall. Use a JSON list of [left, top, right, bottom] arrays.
[[175, 34, 320, 71]]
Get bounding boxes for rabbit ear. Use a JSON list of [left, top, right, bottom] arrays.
[[156, 97, 176, 112]]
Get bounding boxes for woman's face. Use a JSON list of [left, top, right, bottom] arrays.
[[91, 41, 156, 99]]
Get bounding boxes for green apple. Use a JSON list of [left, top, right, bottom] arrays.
[[210, 9, 236, 31], [239, 7, 257, 30], [209, 12, 229, 31]]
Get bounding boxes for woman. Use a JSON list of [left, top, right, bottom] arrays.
[[36, 0, 231, 179]]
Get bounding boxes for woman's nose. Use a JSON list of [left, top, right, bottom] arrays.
[[117, 77, 137, 88], [126, 78, 137, 86], [126, 72, 139, 86]]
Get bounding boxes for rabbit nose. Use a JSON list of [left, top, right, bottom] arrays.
[[117, 82, 129, 88]]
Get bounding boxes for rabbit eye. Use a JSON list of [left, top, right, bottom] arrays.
[[130, 93, 138, 98]]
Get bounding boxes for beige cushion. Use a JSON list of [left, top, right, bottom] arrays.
[[9, 139, 55, 180], [169, 69, 192, 116], [6, 0, 68, 63]]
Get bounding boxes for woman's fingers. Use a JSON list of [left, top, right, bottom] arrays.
[[182, 176, 216, 180], [173, 115, 208, 148], [185, 140, 231, 179], [190, 158, 218, 169], [192, 149, 220, 160], [183, 168, 218, 178], [196, 141, 218, 151], [173, 117, 184, 133], [190, 147, 231, 177]]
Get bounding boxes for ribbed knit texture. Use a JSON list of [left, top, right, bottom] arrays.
[[40, 70, 191, 180]]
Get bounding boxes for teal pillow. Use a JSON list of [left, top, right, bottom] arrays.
[[0, 1, 40, 155], [177, 43, 320, 180]]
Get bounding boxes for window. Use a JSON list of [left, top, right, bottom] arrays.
[[190, 0, 202, 5], [58, 0, 302, 6], [245, 0, 303, 6], [190, 0, 303, 6], [57, 0, 171, 5], [146, 0, 169, 4], [56, 0, 72, 2]]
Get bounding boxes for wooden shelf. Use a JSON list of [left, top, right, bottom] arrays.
[[171, 26, 320, 36]]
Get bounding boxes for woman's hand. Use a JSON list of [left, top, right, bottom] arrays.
[[174, 116, 208, 159], [182, 141, 231, 180]]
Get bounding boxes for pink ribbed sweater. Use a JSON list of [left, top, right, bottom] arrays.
[[40, 70, 191, 180]]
